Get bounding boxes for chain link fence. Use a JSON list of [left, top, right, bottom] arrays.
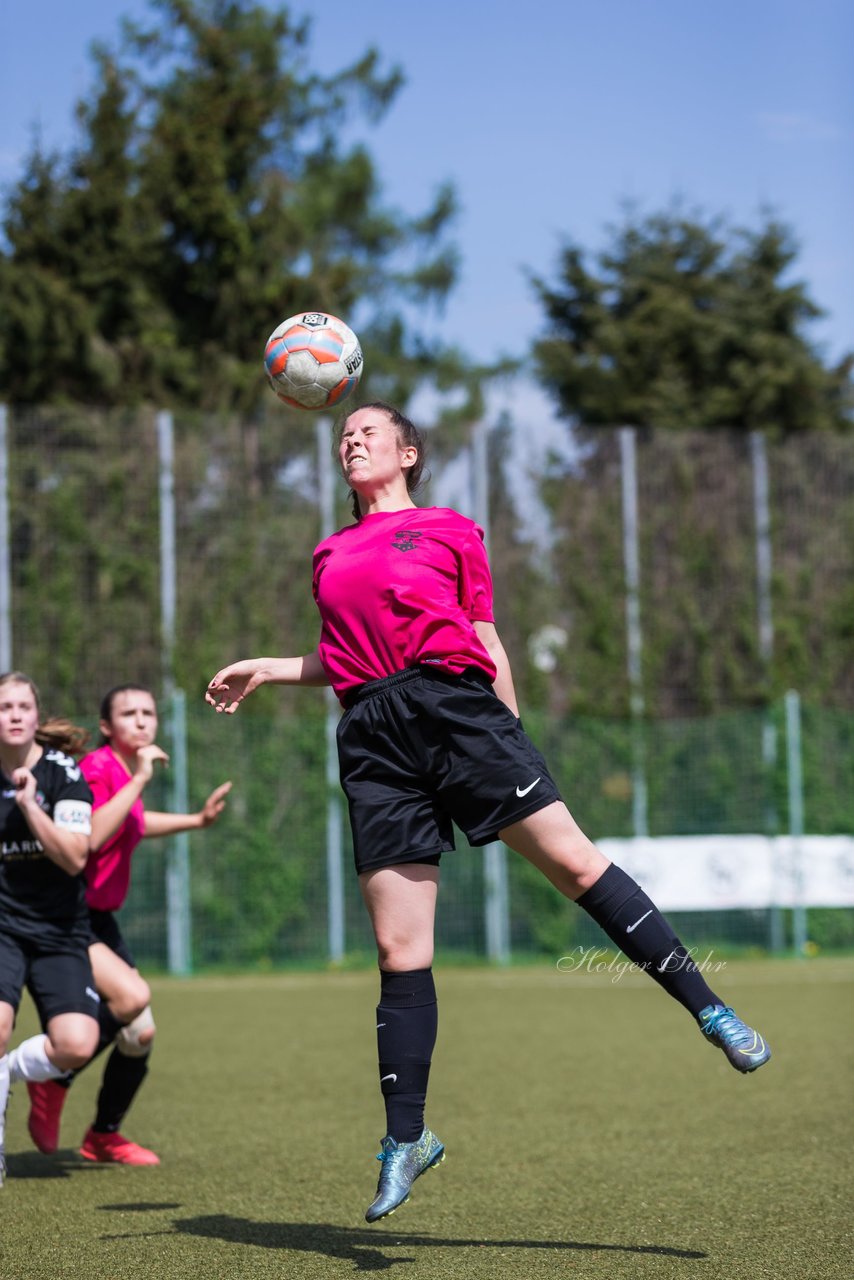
[[1, 404, 852, 967]]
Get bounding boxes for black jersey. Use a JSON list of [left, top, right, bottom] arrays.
[[0, 748, 93, 943]]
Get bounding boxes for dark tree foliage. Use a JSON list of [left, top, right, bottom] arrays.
[[0, 0, 468, 411], [531, 207, 853, 434]]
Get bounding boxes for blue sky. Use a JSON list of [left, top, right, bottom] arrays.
[[1, 0, 851, 374]]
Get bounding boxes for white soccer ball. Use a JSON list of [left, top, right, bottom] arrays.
[[263, 311, 364, 410]]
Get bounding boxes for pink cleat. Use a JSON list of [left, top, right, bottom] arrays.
[[80, 1127, 160, 1166], [27, 1080, 69, 1154]]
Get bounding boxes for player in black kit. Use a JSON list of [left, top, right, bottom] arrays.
[[0, 672, 99, 1187]]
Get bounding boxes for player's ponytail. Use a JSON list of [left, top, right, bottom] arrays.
[[36, 718, 91, 756]]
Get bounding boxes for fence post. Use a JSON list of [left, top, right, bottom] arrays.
[[619, 427, 648, 837], [317, 418, 345, 963], [750, 431, 783, 952], [785, 689, 808, 956], [472, 419, 511, 964], [157, 410, 192, 975], [164, 687, 192, 975]]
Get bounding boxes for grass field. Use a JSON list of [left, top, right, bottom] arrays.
[[1, 958, 851, 1279]]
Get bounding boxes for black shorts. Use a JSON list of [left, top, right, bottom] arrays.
[[0, 927, 100, 1025], [338, 665, 562, 875], [87, 909, 136, 969]]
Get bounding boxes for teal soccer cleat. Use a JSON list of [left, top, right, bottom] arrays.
[[365, 1127, 445, 1223], [698, 1004, 771, 1073]]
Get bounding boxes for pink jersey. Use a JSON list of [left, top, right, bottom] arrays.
[[80, 744, 145, 911], [312, 506, 497, 701]]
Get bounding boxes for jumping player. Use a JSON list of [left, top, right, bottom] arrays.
[[205, 401, 771, 1222]]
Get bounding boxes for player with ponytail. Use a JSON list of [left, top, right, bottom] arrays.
[[206, 401, 771, 1223], [0, 672, 97, 1188], [23, 683, 230, 1166]]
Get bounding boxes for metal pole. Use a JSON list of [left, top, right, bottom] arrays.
[[785, 689, 808, 956], [157, 410, 192, 975], [751, 431, 783, 951], [472, 419, 510, 964], [471, 419, 491, 550], [165, 687, 192, 974], [484, 842, 510, 963], [0, 406, 11, 670], [751, 433, 775, 665], [317, 417, 345, 963], [619, 427, 648, 837], [158, 410, 177, 696]]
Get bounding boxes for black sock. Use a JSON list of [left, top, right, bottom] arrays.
[[376, 968, 437, 1143], [92, 1047, 150, 1133], [577, 864, 722, 1016], [60, 1006, 125, 1090]]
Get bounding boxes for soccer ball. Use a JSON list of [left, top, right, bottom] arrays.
[[263, 311, 364, 410]]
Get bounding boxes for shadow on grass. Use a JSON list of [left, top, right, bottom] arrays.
[[4, 1149, 116, 1179], [99, 1201, 183, 1211], [100, 1214, 707, 1272]]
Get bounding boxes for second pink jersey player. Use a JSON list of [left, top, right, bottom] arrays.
[[80, 744, 145, 912]]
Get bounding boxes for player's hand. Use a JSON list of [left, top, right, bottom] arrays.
[[11, 767, 37, 807], [199, 780, 232, 826], [134, 744, 170, 783], [205, 662, 264, 714]]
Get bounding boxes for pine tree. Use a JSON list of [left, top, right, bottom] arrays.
[[531, 207, 853, 434], [0, 0, 463, 410]]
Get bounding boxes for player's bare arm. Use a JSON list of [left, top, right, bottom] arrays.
[[13, 766, 89, 874], [144, 780, 232, 837], [88, 744, 170, 851], [473, 621, 519, 718], [206, 652, 329, 714]]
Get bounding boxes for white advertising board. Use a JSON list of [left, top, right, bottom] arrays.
[[596, 835, 854, 911]]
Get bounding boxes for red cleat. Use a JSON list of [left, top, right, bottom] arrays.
[[27, 1080, 69, 1154], [80, 1127, 160, 1166]]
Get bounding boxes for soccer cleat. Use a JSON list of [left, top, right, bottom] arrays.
[[26, 1079, 70, 1154], [698, 1004, 771, 1073], [365, 1127, 445, 1223], [80, 1127, 160, 1166]]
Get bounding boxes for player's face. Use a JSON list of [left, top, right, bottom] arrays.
[[102, 690, 158, 756], [0, 682, 39, 749], [338, 409, 416, 491]]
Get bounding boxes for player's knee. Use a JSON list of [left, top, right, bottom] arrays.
[[0, 1007, 13, 1055], [110, 974, 151, 1024], [374, 935, 434, 972], [52, 1026, 99, 1070], [116, 1005, 156, 1058]]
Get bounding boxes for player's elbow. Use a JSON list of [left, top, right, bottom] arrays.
[[66, 835, 91, 872]]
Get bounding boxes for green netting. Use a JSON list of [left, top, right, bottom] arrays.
[[116, 699, 854, 970], [3, 409, 851, 967]]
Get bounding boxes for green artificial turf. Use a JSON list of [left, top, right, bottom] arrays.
[[1, 958, 851, 1279]]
